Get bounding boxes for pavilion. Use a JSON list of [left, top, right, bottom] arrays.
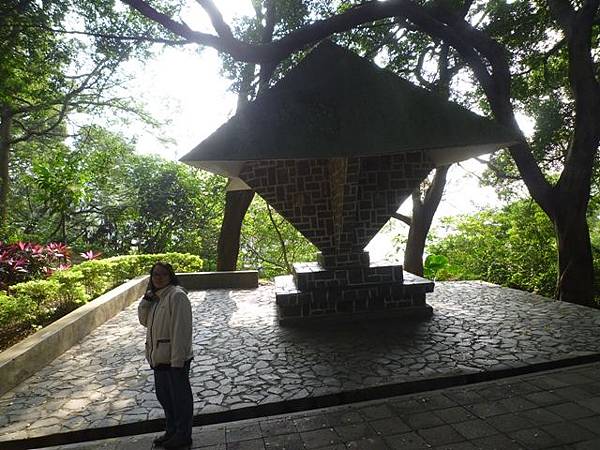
[[181, 41, 520, 324]]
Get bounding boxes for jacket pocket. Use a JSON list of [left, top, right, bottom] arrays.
[[154, 339, 171, 365]]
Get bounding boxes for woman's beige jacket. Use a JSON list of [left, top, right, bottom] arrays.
[[138, 284, 193, 368]]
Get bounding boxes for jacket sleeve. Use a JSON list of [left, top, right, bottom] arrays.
[[138, 298, 152, 327], [170, 290, 193, 368]]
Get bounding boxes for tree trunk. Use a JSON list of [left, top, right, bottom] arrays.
[[215, 3, 276, 272], [403, 212, 427, 276], [554, 204, 594, 305], [550, 113, 598, 304], [403, 41, 453, 277], [547, 0, 599, 304], [0, 105, 12, 236], [404, 165, 449, 276], [215, 63, 255, 271], [216, 189, 254, 271]]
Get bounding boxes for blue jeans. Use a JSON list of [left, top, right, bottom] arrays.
[[154, 359, 193, 440]]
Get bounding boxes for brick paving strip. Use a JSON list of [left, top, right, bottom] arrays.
[[36, 361, 600, 449], [1, 281, 600, 446]]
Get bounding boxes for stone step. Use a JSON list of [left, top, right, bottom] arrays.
[[292, 262, 404, 290], [275, 271, 434, 324]]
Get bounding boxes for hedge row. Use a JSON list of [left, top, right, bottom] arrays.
[[0, 253, 204, 330]]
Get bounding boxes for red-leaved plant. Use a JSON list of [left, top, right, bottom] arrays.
[[0, 242, 76, 291], [80, 250, 102, 261]]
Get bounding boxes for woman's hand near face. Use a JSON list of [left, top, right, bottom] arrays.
[[143, 290, 158, 301]]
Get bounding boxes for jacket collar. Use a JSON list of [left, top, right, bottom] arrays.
[[155, 284, 177, 299]]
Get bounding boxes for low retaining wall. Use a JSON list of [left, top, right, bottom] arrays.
[[178, 270, 258, 290], [0, 270, 258, 397]]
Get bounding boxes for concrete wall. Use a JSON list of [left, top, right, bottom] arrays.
[[0, 271, 258, 396], [178, 271, 258, 290]]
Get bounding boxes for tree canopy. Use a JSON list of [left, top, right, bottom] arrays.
[[0, 0, 170, 231], [116, 0, 599, 305]]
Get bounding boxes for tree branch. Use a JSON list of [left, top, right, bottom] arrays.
[[9, 49, 145, 145], [391, 212, 412, 226], [474, 156, 521, 181], [195, 0, 234, 40], [258, 0, 277, 92], [414, 46, 436, 90], [361, 18, 408, 60], [121, 0, 223, 49], [19, 24, 187, 45], [266, 204, 291, 273], [120, 0, 497, 70], [239, 233, 286, 269], [423, 165, 450, 206]]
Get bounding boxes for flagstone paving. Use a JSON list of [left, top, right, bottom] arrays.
[[38, 361, 600, 450], [2, 280, 600, 443]]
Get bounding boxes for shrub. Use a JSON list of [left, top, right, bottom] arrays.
[[0, 241, 72, 291], [423, 254, 450, 280], [0, 252, 204, 333], [0, 291, 37, 328], [427, 199, 557, 296]]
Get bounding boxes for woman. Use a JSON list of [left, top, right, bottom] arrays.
[[138, 262, 194, 449]]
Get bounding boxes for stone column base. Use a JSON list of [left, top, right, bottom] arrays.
[[275, 263, 434, 325]]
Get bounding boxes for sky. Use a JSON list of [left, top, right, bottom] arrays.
[[120, 0, 254, 160], [123, 46, 238, 160], [119, 1, 528, 262]]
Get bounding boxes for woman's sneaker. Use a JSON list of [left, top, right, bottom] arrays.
[[162, 435, 192, 449], [153, 432, 174, 447]]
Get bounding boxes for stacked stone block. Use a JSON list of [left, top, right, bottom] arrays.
[[275, 262, 434, 324]]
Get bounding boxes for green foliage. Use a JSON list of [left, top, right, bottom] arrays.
[[427, 199, 558, 297], [0, 0, 168, 120], [476, 0, 598, 199], [51, 271, 88, 306], [8, 124, 323, 278], [8, 127, 226, 265], [423, 254, 450, 280], [0, 0, 177, 238], [69, 252, 204, 299], [0, 291, 36, 331], [587, 212, 600, 297], [0, 1, 69, 108], [0, 252, 203, 332], [127, 155, 225, 259], [11, 278, 77, 326], [240, 195, 316, 278]]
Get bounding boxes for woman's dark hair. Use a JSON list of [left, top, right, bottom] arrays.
[[148, 262, 180, 291]]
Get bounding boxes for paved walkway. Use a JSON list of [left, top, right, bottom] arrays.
[[2, 281, 600, 445], [40, 361, 600, 449]]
